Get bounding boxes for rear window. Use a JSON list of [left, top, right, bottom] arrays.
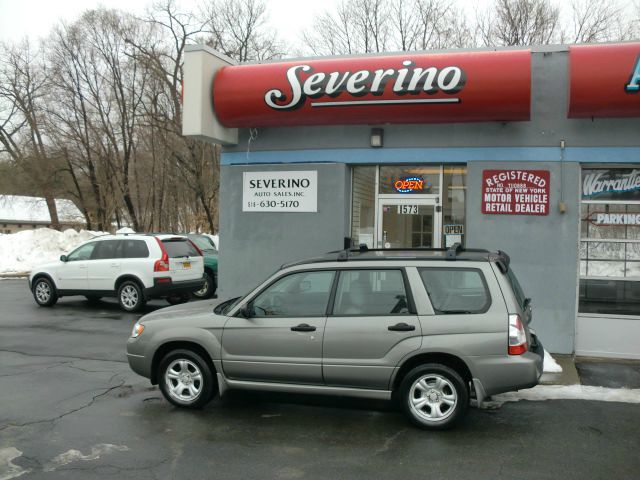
[[506, 268, 526, 309], [333, 270, 410, 316], [162, 238, 200, 258], [121, 240, 149, 258], [419, 268, 491, 314], [91, 240, 121, 260]]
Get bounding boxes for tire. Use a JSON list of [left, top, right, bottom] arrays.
[[167, 293, 190, 305], [158, 349, 216, 409], [85, 295, 102, 303], [399, 363, 469, 430], [192, 271, 215, 299], [32, 277, 58, 307], [117, 280, 146, 312]]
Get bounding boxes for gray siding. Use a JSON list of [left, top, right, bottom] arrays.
[[218, 163, 351, 298], [466, 161, 581, 354]]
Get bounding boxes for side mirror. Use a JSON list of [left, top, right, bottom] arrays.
[[240, 304, 254, 318], [60, 255, 67, 262]]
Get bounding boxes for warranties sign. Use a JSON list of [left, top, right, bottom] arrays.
[[482, 170, 550, 216]]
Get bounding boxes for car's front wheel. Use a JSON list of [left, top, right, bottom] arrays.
[[32, 277, 58, 307], [399, 363, 469, 430], [158, 349, 216, 408], [117, 280, 146, 312]]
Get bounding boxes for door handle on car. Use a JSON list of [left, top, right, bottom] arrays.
[[388, 322, 416, 332], [291, 323, 316, 332], [111, 263, 120, 267]]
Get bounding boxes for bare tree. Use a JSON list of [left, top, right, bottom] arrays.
[[0, 41, 62, 229], [202, 0, 283, 61], [563, 0, 636, 43], [478, 0, 560, 46]]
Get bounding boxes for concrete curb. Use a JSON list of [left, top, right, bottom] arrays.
[[0, 273, 28, 278], [540, 355, 581, 386]]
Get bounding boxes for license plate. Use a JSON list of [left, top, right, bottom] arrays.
[[182, 261, 191, 269]]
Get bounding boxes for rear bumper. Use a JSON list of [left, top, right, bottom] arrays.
[[145, 275, 206, 298], [470, 350, 543, 401]]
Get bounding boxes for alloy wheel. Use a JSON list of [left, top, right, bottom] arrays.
[[165, 359, 203, 402], [408, 373, 458, 422], [35, 281, 51, 303], [194, 278, 209, 297], [120, 285, 139, 309]]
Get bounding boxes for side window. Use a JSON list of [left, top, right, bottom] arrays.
[[419, 268, 491, 314], [252, 270, 335, 317], [67, 242, 96, 261], [122, 240, 150, 258], [91, 240, 121, 260], [333, 270, 410, 316]]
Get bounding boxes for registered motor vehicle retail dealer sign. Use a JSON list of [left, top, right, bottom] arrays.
[[243, 171, 318, 212], [482, 170, 550, 215]]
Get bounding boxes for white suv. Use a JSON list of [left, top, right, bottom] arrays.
[[29, 234, 205, 312]]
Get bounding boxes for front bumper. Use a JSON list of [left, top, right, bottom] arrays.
[[144, 275, 206, 298]]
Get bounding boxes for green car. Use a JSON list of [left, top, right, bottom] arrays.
[[186, 234, 218, 299]]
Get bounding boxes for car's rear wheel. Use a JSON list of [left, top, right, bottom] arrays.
[[158, 349, 216, 409], [192, 271, 215, 299], [32, 277, 58, 307], [399, 363, 469, 430], [117, 280, 146, 312]]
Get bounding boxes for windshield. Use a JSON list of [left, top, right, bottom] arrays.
[[506, 268, 527, 309], [188, 235, 217, 252]]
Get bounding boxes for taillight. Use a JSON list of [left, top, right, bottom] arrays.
[[154, 238, 170, 272], [508, 314, 528, 355]]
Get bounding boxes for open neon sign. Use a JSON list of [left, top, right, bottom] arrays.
[[394, 176, 425, 193]]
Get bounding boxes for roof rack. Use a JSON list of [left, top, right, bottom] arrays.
[[335, 242, 474, 262]]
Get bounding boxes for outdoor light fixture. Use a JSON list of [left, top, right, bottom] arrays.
[[370, 128, 384, 148]]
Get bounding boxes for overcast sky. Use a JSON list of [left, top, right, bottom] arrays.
[[0, 0, 334, 47]]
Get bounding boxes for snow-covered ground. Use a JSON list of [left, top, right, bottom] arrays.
[[544, 349, 563, 373], [0, 228, 106, 274], [492, 385, 640, 405]]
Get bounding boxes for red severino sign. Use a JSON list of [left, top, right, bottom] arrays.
[[482, 170, 550, 216], [568, 43, 640, 118], [213, 50, 531, 128]]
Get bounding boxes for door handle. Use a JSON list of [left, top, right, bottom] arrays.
[[111, 263, 120, 267], [388, 322, 416, 332], [291, 323, 316, 332]]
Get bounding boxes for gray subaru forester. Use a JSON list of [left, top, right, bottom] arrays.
[[127, 244, 543, 430]]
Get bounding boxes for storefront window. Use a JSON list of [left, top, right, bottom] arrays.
[[579, 168, 640, 316], [351, 166, 376, 248], [379, 166, 440, 195], [442, 166, 466, 247]]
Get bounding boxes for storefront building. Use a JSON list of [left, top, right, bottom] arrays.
[[183, 42, 640, 358]]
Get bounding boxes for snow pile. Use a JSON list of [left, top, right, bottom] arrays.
[[0, 228, 107, 274], [116, 227, 135, 234], [543, 349, 563, 373], [493, 385, 640, 404]]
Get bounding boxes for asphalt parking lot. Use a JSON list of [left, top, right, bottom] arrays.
[[1, 279, 639, 480]]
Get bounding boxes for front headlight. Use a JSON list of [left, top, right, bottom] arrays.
[[131, 323, 145, 338]]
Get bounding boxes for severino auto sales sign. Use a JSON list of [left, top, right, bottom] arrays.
[[243, 171, 318, 212], [482, 170, 550, 216], [213, 50, 531, 127]]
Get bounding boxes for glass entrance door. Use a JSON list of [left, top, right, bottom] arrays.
[[377, 200, 440, 249]]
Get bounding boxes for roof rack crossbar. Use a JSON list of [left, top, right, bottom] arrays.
[[445, 242, 464, 260]]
